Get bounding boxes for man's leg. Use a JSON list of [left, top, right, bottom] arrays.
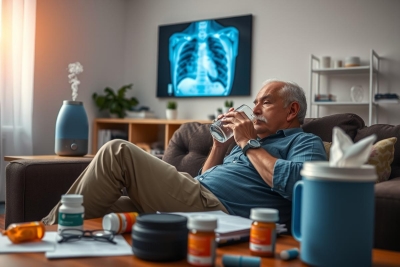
[[42, 139, 227, 224]]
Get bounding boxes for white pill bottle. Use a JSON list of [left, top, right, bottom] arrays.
[[57, 194, 84, 233]]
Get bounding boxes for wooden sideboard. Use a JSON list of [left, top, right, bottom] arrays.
[[92, 118, 211, 154]]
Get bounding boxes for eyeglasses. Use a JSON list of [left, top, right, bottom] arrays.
[[57, 229, 116, 245]]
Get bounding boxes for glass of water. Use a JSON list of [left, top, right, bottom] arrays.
[[209, 104, 255, 143]]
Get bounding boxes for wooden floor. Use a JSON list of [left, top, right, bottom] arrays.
[[0, 214, 5, 230]]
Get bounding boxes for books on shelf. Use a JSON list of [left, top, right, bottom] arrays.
[[98, 130, 128, 150], [374, 93, 399, 104], [126, 110, 156, 119], [314, 94, 336, 102]]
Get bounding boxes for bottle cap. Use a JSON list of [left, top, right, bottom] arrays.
[[250, 208, 279, 222], [102, 213, 119, 232], [222, 254, 261, 267], [61, 194, 83, 204], [187, 215, 217, 231]]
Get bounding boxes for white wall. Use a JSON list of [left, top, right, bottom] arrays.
[[33, 0, 400, 154], [33, 0, 129, 154]]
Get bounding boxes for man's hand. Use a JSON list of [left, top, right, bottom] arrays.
[[212, 108, 236, 150], [221, 108, 258, 148]]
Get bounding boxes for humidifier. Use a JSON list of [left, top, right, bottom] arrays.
[[55, 100, 88, 156]]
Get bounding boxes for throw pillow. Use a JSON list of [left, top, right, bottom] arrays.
[[368, 137, 397, 183], [323, 141, 332, 160], [322, 137, 397, 183]]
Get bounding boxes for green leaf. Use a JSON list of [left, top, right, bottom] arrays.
[[92, 83, 138, 118]]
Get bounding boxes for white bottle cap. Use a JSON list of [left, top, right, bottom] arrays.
[[61, 194, 83, 204], [250, 208, 279, 222], [102, 213, 120, 232], [187, 215, 217, 231]]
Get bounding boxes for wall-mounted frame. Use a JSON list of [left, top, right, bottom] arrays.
[[157, 14, 253, 98]]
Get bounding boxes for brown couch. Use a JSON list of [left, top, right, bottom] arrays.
[[5, 113, 400, 251]]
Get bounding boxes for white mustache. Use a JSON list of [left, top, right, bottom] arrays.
[[254, 115, 267, 123]]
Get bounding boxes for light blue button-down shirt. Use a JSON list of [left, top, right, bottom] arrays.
[[195, 128, 327, 224]]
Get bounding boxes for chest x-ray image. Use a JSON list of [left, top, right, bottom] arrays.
[[169, 20, 238, 97]]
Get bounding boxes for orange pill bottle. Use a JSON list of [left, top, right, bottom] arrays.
[[187, 215, 218, 266], [249, 208, 279, 257], [2, 221, 46, 244], [102, 212, 139, 234]]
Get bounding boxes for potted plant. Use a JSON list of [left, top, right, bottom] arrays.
[[166, 101, 177, 120], [92, 83, 139, 118], [223, 100, 234, 113]]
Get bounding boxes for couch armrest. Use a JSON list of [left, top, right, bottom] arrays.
[[5, 159, 91, 228], [374, 177, 400, 251]]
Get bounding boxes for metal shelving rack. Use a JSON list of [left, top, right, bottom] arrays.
[[309, 49, 380, 125]]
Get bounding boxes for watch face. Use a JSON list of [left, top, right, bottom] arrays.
[[249, 139, 260, 148]]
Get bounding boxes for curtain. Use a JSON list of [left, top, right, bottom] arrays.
[[0, 0, 36, 202]]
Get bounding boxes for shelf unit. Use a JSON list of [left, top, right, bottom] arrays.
[[92, 118, 211, 154], [309, 49, 380, 125]]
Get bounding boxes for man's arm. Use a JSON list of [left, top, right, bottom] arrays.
[[246, 134, 327, 200], [244, 148, 276, 187], [201, 139, 233, 174]]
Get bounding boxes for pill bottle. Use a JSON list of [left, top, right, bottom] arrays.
[[102, 212, 138, 234], [2, 221, 46, 244], [58, 194, 84, 233], [187, 215, 218, 266], [249, 208, 279, 257]]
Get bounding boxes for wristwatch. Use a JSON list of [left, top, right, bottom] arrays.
[[242, 139, 261, 155]]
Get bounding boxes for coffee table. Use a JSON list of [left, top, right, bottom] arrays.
[[0, 218, 399, 266]]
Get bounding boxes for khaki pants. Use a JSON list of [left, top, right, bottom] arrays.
[[42, 139, 228, 225]]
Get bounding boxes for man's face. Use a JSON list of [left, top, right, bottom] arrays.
[[252, 82, 291, 138]]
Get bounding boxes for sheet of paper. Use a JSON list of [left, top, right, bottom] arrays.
[[172, 211, 253, 233], [45, 234, 133, 259], [170, 210, 287, 236], [0, 232, 56, 253]]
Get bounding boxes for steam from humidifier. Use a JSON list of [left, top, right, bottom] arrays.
[[68, 62, 83, 101]]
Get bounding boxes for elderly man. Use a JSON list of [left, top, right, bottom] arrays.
[[42, 79, 327, 226]]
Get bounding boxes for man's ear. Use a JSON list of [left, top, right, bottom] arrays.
[[287, 102, 300, 122]]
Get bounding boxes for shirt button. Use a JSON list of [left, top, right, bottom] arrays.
[[199, 178, 203, 181]]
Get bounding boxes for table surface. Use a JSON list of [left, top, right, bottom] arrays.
[[1, 218, 399, 266], [3, 155, 95, 161]]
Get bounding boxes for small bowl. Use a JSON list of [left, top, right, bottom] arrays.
[[344, 56, 360, 67]]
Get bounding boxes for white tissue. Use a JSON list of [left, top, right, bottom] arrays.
[[329, 127, 376, 167]]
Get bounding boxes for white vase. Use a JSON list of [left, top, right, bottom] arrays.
[[166, 109, 177, 120]]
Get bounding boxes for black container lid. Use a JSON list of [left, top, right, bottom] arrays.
[[135, 213, 187, 229]]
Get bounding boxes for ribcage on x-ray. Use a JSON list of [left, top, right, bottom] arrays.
[[206, 36, 228, 88], [176, 37, 228, 89], [176, 39, 198, 86]]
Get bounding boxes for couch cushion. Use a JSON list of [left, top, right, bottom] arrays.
[[303, 113, 365, 142], [163, 122, 213, 177], [355, 124, 400, 179]]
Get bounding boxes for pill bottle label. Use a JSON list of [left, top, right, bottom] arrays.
[[249, 225, 276, 252], [118, 212, 137, 233], [58, 212, 84, 231], [187, 233, 215, 266]]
